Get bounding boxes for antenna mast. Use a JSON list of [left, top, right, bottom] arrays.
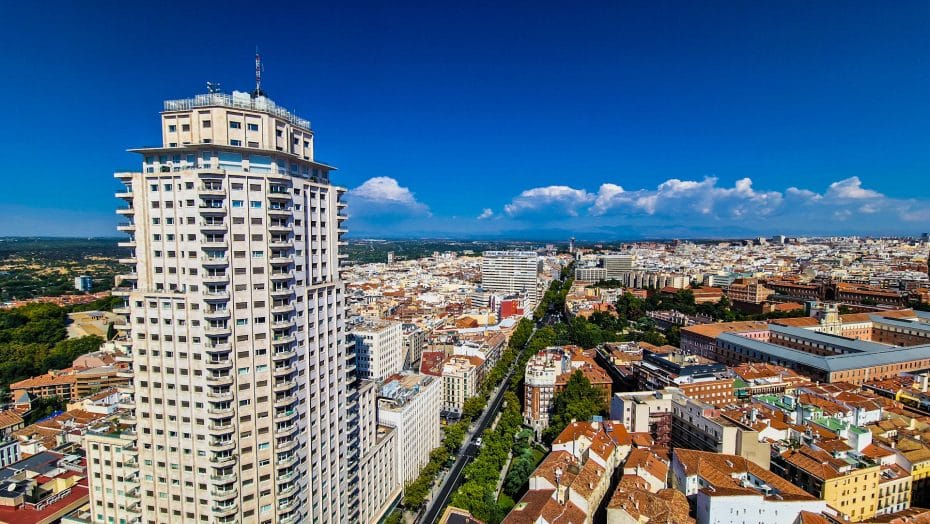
[[253, 47, 264, 98]]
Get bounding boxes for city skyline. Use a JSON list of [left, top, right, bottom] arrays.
[[2, 1, 930, 239]]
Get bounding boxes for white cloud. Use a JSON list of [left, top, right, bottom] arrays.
[[786, 187, 823, 202], [825, 176, 883, 200], [347, 176, 430, 216], [503, 185, 595, 216], [477, 208, 494, 220]]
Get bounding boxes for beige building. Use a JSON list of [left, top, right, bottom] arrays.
[[84, 423, 141, 521], [378, 373, 442, 485], [352, 319, 403, 380], [108, 87, 358, 523], [441, 355, 483, 414]]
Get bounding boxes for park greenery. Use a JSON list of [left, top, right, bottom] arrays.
[[0, 302, 109, 395]]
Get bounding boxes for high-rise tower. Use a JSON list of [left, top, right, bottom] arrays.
[[109, 88, 358, 523]]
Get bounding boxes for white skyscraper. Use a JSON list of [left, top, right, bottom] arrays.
[[481, 250, 539, 306], [109, 86, 359, 523]]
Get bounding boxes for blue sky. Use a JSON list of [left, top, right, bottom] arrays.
[[1, 1, 928, 239]]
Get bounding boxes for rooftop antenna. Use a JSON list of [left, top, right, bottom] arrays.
[[206, 82, 221, 94], [253, 46, 265, 98]]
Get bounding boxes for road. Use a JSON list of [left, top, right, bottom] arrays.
[[420, 275, 568, 523], [419, 360, 519, 524]]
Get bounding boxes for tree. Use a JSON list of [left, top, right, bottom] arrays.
[[543, 370, 608, 443], [444, 421, 467, 453], [24, 396, 66, 425], [503, 456, 534, 497], [462, 395, 487, 421]]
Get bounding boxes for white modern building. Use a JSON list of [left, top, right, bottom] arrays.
[[109, 87, 359, 523], [600, 254, 633, 279], [353, 320, 403, 380], [378, 373, 442, 485], [481, 251, 539, 306], [357, 381, 401, 524]]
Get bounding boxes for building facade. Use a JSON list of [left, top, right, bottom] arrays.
[[353, 320, 403, 380], [481, 251, 539, 306], [109, 89, 358, 523]]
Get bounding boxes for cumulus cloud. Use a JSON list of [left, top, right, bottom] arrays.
[[503, 185, 595, 216], [477, 208, 494, 220], [347, 176, 430, 216], [786, 187, 823, 202], [825, 176, 883, 200]]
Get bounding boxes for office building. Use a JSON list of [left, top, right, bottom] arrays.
[[353, 319, 403, 380], [75, 275, 94, 292], [599, 254, 633, 279], [378, 373, 441, 485], [481, 251, 539, 306], [109, 87, 357, 523]]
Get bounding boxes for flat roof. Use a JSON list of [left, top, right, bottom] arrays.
[[769, 325, 891, 353], [717, 332, 930, 373]]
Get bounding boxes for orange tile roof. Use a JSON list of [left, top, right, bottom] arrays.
[[675, 448, 815, 501], [682, 321, 769, 339]]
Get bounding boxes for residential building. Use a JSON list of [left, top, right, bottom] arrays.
[[378, 373, 441, 485], [84, 422, 141, 521], [353, 319, 403, 380], [671, 395, 770, 469], [10, 367, 129, 403], [775, 446, 880, 522], [599, 254, 633, 279], [441, 355, 483, 415], [481, 251, 539, 306], [610, 389, 675, 447], [726, 278, 774, 304], [574, 266, 608, 282], [504, 420, 632, 524], [672, 449, 826, 524], [357, 381, 401, 524], [108, 87, 357, 523], [402, 323, 427, 368], [523, 349, 571, 436]]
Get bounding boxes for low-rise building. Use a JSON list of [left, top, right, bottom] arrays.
[[441, 355, 483, 415]]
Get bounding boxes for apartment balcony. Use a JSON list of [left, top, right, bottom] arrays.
[[124, 501, 142, 514], [336, 200, 347, 208], [210, 472, 237, 484], [117, 255, 137, 264], [267, 206, 292, 216], [270, 270, 294, 281], [211, 503, 239, 518], [277, 483, 298, 498], [209, 439, 236, 453], [207, 403, 234, 417], [273, 379, 297, 393], [273, 394, 297, 409], [210, 487, 238, 501], [209, 454, 237, 467], [116, 222, 136, 232], [277, 498, 299, 513], [273, 364, 296, 377], [206, 374, 233, 387], [111, 286, 135, 297], [204, 325, 231, 337], [119, 428, 138, 442], [272, 349, 297, 362], [115, 188, 134, 200], [201, 240, 228, 251], [276, 424, 298, 438], [204, 290, 230, 302], [277, 469, 299, 483], [205, 343, 231, 355], [199, 206, 227, 216], [268, 222, 291, 232], [199, 219, 226, 231], [268, 239, 293, 250], [208, 421, 235, 433], [274, 409, 298, 424], [116, 369, 134, 379], [270, 288, 295, 299], [114, 352, 132, 363], [124, 486, 141, 500], [117, 239, 137, 249], [204, 308, 231, 320], [206, 390, 234, 402], [201, 255, 229, 267], [271, 303, 295, 315], [276, 436, 299, 453], [118, 398, 135, 411], [269, 255, 293, 265], [118, 411, 136, 425], [271, 317, 295, 330], [116, 207, 135, 215], [279, 512, 300, 524], [272, 333, 296, 345], [199, 184, 225, 196]]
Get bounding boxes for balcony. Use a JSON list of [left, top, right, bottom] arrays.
[[207, 405, 234, 418], [199, 219, 226, 231], [206, 390, 233, 402], [276, 424, 298, 438], [206, 374, 233, 387], [273, 364, 296, 377], [116, 222, 136, 232], [276, 437, 298, 453], [272, 349, 297, 362], [208, 421, 234, 433], [115, 188, 134, 200], [205, 356, 233, 370], [204, 308, 231, 320], [117, 256, 137, 265], [210, 472, 237, 483], [201, 255, 229, 266], [116, 207, 135, 215], [211, 503, 239, 518], [270, 288, 295, 299], [277, 469, 299, 483], [211, 487, 238, 501], [209, 439, 236, 453], [277, 484, 298, 498], [269, 254, 293, 265], [199, 184, 225, 196], [270, 270, 294, 281], [268, 222, 291, 232], [267, 206, 292, 216], [199, 204, 227, 215], [279, 512, 300, 524], [204, 325, 231, 337], [274, 409, 298, 424], [271, 303, 295, 315], [277, 498, 298, 513], [272, 334, 296, 345], [204, 290, 230, 301], [273, 380, 297, 393], [209, 454, 237, 467]]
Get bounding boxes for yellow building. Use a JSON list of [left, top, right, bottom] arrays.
[[876, 464, 911, 516], [779, 446, 880, 522], [898, 440, 930, 508]]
